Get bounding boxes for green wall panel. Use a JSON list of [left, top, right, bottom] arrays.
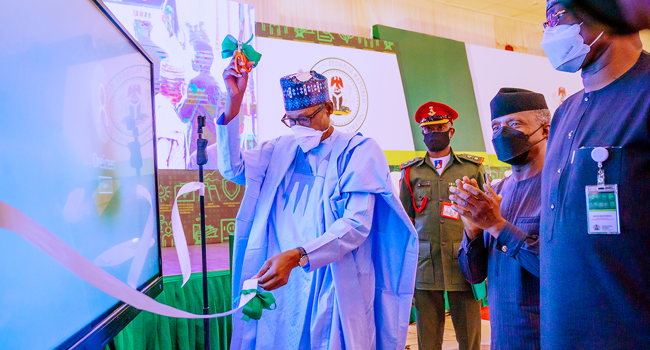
[[373, 25, 485, 153]]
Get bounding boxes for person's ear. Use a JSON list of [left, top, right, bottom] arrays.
[[325, 101, 334, 115], [449, 127, 455, 139], [542, 124, 550, 139]]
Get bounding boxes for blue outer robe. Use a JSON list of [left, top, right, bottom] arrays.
[[216, 114, 418, 350]]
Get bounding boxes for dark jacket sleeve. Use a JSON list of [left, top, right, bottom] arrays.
[[495, 221, 540, 278], [457, 230, 489, 284]]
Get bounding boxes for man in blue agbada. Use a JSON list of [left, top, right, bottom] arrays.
[[217, 59, 417, 349]]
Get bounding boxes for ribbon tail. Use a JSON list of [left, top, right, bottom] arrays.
[[126, 185, 155, 288], [242, 297, 262, 321], [171, 182, 205, 287]]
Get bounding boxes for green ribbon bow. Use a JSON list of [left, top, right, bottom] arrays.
[[221, 34, 262, 68], [239, 289, 276, 321]]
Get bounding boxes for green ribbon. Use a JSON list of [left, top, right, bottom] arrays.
[[238, 289, 276, 321], [221, 34, 262, 68]]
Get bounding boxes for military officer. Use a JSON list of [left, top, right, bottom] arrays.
[[400, 101, 485, 350]]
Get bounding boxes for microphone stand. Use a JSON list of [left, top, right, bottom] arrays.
[[196, 115, 210, 350]]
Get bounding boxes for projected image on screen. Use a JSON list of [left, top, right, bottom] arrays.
[[0, 1, 159, 349], [106, 0, 258, 170]]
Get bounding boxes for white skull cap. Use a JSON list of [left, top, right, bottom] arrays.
[[294, 69, 313, 82]]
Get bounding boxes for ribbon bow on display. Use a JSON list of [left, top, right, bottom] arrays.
[[221, 34, 262, 74], [238, 289, 276, 321]]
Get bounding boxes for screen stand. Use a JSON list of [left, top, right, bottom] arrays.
[[125, 115, 142, 179], [196, 115, 210, 350]]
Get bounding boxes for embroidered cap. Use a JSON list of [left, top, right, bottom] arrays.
[[547, 0, 560, 10], [280, 70, 329, 111]]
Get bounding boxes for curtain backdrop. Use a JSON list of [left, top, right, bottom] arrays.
[[239, 0, 543, 55], [240, 0, 650, 56], [106, 271, 232, 350]]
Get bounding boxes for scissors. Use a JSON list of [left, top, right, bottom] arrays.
[[234, 8, 252, 74]]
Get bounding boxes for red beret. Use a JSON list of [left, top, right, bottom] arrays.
[[415, 102, 459, 126]]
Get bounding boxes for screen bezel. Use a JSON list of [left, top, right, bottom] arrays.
[[56, 0, 163, 348]]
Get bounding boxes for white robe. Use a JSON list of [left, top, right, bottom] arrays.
[[217, 114, 417, 350]]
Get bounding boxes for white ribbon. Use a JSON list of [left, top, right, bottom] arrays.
[[238, 278, 260, 308], [171, 182, 205, 287], [126, 185, 156, 288], [92, 185, 157, 289], [93, 237, 155, 267], [0, 198, 257, 319]]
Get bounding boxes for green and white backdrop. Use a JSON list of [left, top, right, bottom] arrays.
[[254, 23, 583, 180]]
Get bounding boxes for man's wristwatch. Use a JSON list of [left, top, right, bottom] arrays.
[[296, 247, 309, 267]]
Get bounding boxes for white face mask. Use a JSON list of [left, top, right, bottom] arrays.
[[291, 125, 325, 153], [540, 23, 603, 73]]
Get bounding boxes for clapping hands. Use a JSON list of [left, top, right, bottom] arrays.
[[449, 176, 506, 239]]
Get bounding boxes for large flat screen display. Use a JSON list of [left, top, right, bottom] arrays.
[[0, 1, 160, 349]]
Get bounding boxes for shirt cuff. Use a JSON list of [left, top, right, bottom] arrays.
[[216, 113, 241, 150], [216, 112, 226, 125], [216, 112, 240, 126], [300, 233, 334, 272], [461, 230, 486, 256], [495, 221, 527, 257], [295, 247, 311, 272]]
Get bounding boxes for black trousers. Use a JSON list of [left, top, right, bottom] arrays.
[[414, 289, 481, 350]]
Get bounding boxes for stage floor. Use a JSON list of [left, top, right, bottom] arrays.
[[405, 318, 491, 350], [161, 243, 230, 276]]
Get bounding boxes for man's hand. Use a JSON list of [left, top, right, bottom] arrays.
[[449, 176, 506, 238], [222, 57, 254, 124], [453, 177, 483, 240], [253, 249, 301, 291]]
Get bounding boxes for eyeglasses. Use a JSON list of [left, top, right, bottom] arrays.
[[543, 9, 566, 29], [280, 104, 326, 128]]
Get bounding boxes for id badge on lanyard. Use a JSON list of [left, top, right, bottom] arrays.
[[585, 147, 621, 234]]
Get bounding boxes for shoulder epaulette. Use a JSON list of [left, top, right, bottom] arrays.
[[460, 154, 484, 165], [400, 157, 424, 170]]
